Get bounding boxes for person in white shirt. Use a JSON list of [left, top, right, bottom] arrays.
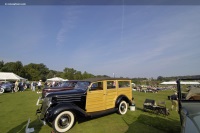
[[37, 80, 42, 93]]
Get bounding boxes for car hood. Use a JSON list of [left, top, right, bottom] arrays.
[[181, 103, 200, 133], [46, 88, 86, 97], [43, 86, 73, 91], [191, 114, 200, 129], [184, 113, 200, 133]]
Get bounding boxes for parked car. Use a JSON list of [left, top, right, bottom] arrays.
[[36, 78, 133, 133], [41, 80, 79, 98], [177, 78, 200, 133], [0, 82, 14, 93]]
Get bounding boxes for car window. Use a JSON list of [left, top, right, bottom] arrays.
[[90, 82, 103, 91], [74, 81, 90, 90], [118, 81, 130, 88], [60, 82, 70, 87], [107, 81, 116, 89]]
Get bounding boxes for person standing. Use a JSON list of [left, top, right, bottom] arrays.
[[171, 92, 178, 111], [52, 81, 55, 87], [32, 81, 36, 91], [31, 81, 33, 91], [14, 80, 19, 92], [19, 81, 25, 92], [37, 80, 42, 93]]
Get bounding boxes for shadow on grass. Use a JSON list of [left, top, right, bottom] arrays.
[[7, 118, 43, 133], [124, 114, 181, 133], [29, 118, 43, 133], [77, 110, 117, 124], [7, 121, 27, 133]]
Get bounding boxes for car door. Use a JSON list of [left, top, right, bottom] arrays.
[[86, 81, 105, 112], [105, 80, 117, 109]]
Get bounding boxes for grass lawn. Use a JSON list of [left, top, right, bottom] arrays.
[[0, 89, 181, 133]]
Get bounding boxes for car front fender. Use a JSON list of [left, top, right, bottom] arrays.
[[46, 103, 87, 123]]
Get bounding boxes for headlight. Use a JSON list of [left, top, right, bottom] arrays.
[[45, 97, 52, 107]]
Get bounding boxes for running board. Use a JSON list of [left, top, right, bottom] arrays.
[[88, 108, 118, 118]]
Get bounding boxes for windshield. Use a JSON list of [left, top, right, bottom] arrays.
[[74, 81, 90, 90], [60, 81, 77, 87]]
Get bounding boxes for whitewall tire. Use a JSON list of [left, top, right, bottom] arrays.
[[53, 111, 75, 133], [118, 100, 128, 115], [0, 88, 4, 94]]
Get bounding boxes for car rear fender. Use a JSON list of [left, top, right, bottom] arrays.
[[46, 103, 87, 123], [115, 95, 132, 107]]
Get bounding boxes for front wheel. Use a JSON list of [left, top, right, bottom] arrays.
[[118, 100, 128, 115], [53, 111, 75, 133], [0, 88, 4, 94]]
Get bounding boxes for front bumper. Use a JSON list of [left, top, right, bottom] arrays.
[[36, 96, 43, 106], [36, 105, 46, 125], [36, 97, 53, 124]]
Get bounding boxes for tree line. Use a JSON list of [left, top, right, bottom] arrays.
[[0, 60, 106, 81], [0, 60, 199, 84]]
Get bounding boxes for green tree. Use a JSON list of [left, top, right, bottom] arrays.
[[0, 60, 4, 71], [82, 71, 94, 79], [46, 70, 56, 79], [24, 63, 49, 81], [74, 71, 82, 80], [1, 61, 25, 77], [157, 76, 164, 81], [63, 67, 77, 80]]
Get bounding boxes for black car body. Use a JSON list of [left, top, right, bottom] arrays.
[[177, 78, 200, 133], [36, 78, 133, 133]]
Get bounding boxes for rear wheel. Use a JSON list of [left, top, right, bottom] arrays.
[[118, 100, 128, 115], [53, 111, 75, 133]]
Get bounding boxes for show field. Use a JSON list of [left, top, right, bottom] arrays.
[[0, 89, 180, 133]]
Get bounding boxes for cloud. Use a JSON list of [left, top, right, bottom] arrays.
[[56, 7, 80, 46]]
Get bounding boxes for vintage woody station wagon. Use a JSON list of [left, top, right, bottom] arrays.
[[36, 78, 133, 133]]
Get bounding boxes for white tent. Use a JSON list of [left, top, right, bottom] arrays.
[[47, 77, 64, 82], [0, 72, 26, 81], [160, 81, 177, 85], [160, 81, 200, 85], [181, 81, 200, 85]]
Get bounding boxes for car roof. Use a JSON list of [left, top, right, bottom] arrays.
[[83, 77, 131, 82]]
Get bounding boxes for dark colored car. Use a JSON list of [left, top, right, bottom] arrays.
[[177, 78, 200, 133], [36, 78, 133, 133], [42, 80, 79, 98], [0, 82, 14, 93]]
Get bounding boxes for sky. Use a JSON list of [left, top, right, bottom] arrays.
[[0, 5, 200, 78]]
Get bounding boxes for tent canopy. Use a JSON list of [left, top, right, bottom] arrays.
[[0, 72, 26, 81], [160, 81, 200, 85], [47, 77, 65, 82]]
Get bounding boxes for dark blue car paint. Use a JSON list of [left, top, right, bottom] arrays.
[[0, 82, 14, 92]]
